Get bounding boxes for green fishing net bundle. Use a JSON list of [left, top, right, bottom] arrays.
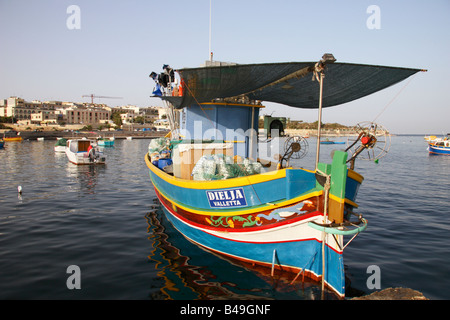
[[192, 154, 263, 181]]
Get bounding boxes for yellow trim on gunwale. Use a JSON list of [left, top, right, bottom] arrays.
[[347, 169, 364, 183], [151, 175, 324, 216], [145, 153, 299, 189], [147, 153, 361, 208]]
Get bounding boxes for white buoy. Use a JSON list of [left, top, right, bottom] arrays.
[[18, 185, 22, 194]]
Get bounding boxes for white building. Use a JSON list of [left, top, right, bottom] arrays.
[[120, 112, 135, 124], [30, 110, 58, 124]]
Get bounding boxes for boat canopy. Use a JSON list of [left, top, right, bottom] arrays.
[[161, 61, 423, 109]]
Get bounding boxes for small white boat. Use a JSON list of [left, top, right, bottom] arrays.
[[65, 139, 106, 165], [54, 138, 67, 152], [37, 137, 45, 141]]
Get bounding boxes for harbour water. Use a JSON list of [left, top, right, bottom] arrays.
[[0, 135, 449, 300]]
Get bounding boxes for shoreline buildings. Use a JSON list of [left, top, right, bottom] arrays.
[[0, 96, 168, 129]]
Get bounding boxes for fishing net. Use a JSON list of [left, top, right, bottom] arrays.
[[192, 154, 263, 181], [148, 137, 169, 153]]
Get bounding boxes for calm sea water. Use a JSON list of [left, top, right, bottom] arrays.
[[0, 135, 449, 300]]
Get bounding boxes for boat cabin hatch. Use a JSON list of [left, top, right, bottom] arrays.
[[179, 102, 262, 160], [68, 140, 91, 153]]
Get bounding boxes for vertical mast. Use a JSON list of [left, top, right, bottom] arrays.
[[209, 0, 212, 61]]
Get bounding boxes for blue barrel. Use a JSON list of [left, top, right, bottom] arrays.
[[157, 158, 172, 169]]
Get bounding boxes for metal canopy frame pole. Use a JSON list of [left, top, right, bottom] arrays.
[[313, 54, 336, 298], [315, 71, 324, 171]]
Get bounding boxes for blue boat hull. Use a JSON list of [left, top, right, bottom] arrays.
[[156, 189, 346, 296], [428, 144, 450, 155], [146, 150, 365, 297]]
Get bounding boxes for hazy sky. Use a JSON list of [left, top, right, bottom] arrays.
[[1, 0, 449, 134]]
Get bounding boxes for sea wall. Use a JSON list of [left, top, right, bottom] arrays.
[[1, 128, 165, 140], [285, 128, 359, 137]]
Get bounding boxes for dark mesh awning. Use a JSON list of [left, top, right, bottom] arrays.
[[159, 62, 423, 109]]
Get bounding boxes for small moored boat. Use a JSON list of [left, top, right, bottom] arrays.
[[320, 139, 345, 145], [97, 137, 115, 147], [65, 139, 106, 164], [3, 134, 23, 142], [428, 138, 450, 155], [54, 138, 67, 152]]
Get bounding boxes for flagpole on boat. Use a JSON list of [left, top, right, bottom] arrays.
[[209, 0, 213, 62]]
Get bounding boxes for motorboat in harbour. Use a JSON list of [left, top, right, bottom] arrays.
[[65, 139, 106, 164]]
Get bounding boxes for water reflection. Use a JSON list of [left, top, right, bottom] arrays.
[[144, 201, 342, 300], [66, 163, 105, 195], [145, 204, 271, 300]]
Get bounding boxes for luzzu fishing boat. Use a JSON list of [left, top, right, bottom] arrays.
[[145, 55, 424, 298], [428, 138, 450, 155]]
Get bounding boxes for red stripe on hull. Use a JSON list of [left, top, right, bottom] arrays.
[[154, 186, 323, 234]]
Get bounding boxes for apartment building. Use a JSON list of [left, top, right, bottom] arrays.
[[1, 96, 111, 125], [0, 97, 61, 121], [1, 96, 164, 126], [61, 106, 111, 124]]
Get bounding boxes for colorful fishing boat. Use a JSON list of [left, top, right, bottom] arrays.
[[145, 55, 424, 298], [428, 138, 450, 155], [65, 139, 106, 164], [0, 139, 4, 149]]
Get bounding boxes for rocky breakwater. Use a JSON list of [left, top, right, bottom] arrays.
[[351, 287, 428, 300]]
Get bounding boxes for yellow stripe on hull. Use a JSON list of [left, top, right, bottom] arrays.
[[146, 152, 304, 189]]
